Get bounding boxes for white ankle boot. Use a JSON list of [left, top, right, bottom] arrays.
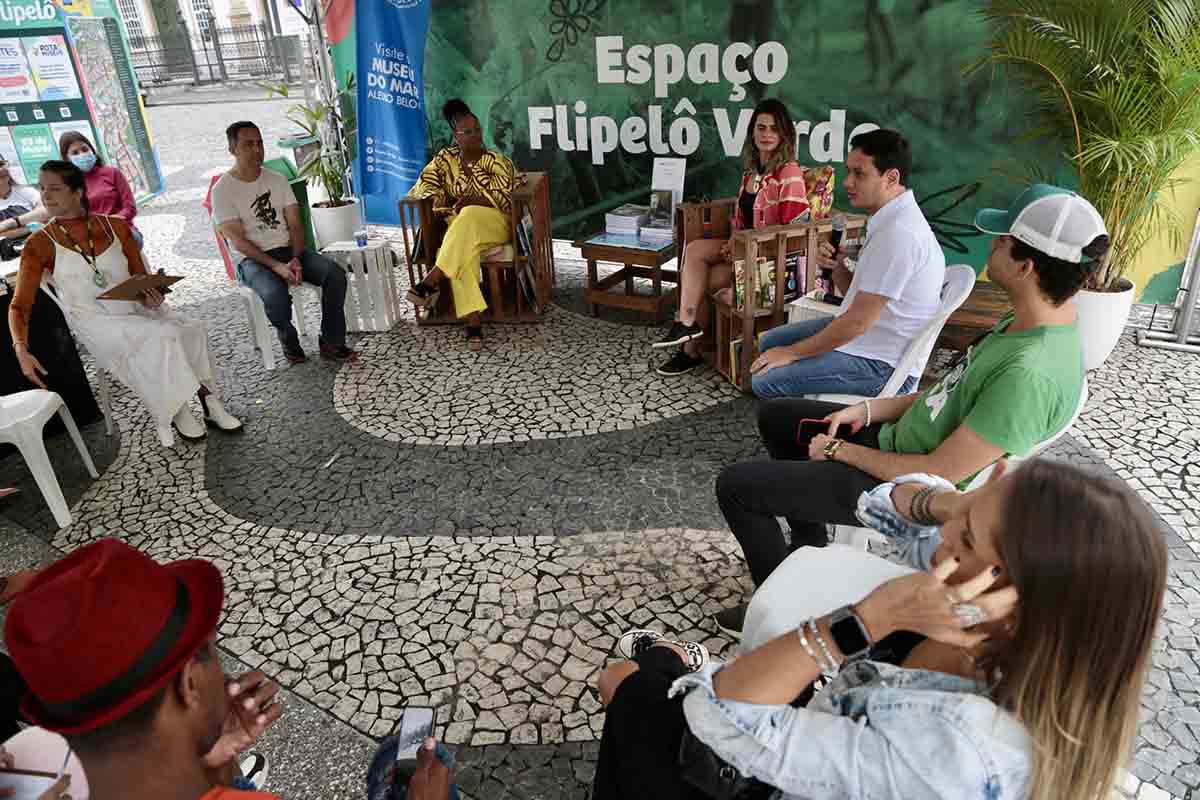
[[199, 392, 244, 433], [169, 405, 207, 443]]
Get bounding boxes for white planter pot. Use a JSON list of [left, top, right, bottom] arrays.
[[1074, 279, 1136, 370], [310, 198, 361, 249]]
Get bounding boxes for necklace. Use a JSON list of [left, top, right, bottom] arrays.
[[55, 216, 107, 288]]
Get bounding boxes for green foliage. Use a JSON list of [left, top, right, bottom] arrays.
[[975, 0, 1200, 290], [263, 73, 358, 207]]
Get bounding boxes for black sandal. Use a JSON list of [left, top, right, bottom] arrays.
[[407, 281, 440, 309], [466, 325, 483, 351]]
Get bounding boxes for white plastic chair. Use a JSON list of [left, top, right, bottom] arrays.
[[807, 264, 977, 405], [0, 390, 99, 528], [833, 377, 1091, 549], [239, 283, 322, 370]]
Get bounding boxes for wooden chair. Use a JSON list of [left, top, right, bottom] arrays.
[[397, 171, 555, 324], [675, 197, 867, 392]]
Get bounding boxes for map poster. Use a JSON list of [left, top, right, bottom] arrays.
[[65, 16, 158, 199], [0, 126, 27, 183], [11, 121, 54, 180], [0, 37, 35, 102], [26, 35, 80, 100]]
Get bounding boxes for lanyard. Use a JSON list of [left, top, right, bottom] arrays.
[[55, 215, 106, 287]]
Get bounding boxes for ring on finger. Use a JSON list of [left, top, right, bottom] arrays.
[[951, 603, 987, 628]]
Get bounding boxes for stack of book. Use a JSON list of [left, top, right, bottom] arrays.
[[639, 218, 674, 246], [605, 204, 648, 236]]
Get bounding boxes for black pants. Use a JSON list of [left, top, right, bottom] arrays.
[[592, 647, 706, 800], [716, 398, 884, 587]]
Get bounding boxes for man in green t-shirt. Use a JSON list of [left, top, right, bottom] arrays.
[[713, 184, 1109, 635]]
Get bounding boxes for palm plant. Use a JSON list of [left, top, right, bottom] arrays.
[[974, 0, 1200, 291], [264, 72, 358, 208]]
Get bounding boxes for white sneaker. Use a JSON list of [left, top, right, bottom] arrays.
[[199, 392, 244, 433], [171, 405, 206, 442], [239, 752, 269, 791], [616, 629, 710, 672]]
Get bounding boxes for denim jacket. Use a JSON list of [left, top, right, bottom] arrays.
[[670, 475, 1032, 799]]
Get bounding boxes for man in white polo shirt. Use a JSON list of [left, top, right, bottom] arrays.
[[750, 129, 944, 398]]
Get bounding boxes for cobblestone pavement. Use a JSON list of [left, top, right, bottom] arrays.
[[1, 99, 1199, 799]]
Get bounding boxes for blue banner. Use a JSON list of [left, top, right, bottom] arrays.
[[354, 0, 431, 223]]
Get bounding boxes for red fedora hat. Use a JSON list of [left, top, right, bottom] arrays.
[[4, 538, 224, 734]]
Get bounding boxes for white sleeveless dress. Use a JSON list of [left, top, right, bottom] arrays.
[[38, 215, 215, 429]]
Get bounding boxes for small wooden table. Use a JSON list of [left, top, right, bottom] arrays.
[[574, 233, 677, 320]]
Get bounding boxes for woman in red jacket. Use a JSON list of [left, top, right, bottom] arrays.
[[59, 130, 143, 245], [653, 98, 809, 376]]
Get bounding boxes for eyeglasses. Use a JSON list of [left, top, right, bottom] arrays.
[[455, 127, 482, 136]]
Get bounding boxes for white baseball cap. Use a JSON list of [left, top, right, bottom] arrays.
[[975, 184, 1107, 264]]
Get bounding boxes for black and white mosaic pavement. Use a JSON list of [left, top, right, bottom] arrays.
[[1, 99, 1199, 800]]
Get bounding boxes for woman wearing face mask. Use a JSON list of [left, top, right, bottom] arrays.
[[653, 98, 809, 377], [59, 130, 142, 244], [8, 160, 243, 447], [592, 459, 1167, 800]]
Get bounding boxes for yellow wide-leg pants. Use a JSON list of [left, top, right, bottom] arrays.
[[437, 205, 511, 318]]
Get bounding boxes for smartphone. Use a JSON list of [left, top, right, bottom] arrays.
[[394, 706, 436, 763], [796, 418, 848, 443]]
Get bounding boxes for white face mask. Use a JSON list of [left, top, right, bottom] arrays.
[[70, 152, 97, 172]]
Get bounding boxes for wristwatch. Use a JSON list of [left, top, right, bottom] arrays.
[[829, 605, 873, 662], [823, 438, 844, 460]]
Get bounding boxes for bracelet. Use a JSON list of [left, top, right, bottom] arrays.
[[863, 399, 872, 428], [911, 486, 938, 525], [797, 623, 831, 676], [808, 618, 840, 676]]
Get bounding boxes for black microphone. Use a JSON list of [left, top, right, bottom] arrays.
[[820, 215, 847, 304], [829, 214, 846, 253]]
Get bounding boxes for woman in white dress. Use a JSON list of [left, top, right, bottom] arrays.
[[8, 160, 243, 447]]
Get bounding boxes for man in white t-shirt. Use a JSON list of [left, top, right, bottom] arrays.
[[749, 129, 944, 398], [211, 121, 356, 364]]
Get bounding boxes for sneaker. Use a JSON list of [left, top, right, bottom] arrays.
[[617, 629, 710, 672], [407, 281, 440, 309], [714, 603, 748, 639], [653, 320, 703, 349], [239, 752, 269, 791], [319, 342, 359, 362], [656, 350, 704, 376]]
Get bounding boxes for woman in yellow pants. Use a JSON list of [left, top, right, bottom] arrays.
[[407, 98, 516, 350]]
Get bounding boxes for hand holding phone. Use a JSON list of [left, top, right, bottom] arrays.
[[392, 705, 437, 789]]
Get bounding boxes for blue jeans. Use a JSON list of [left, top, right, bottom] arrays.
[[239, 247, 348, 349], [751, 317, 916, 399]]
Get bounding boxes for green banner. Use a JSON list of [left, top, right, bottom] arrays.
[[328, 0, 1066, 267]]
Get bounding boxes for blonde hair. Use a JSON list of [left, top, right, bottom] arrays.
[[993, 460, 1166, 800], [741, 99, 796, 176]]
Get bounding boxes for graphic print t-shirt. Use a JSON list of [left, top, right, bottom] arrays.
[[210, 168, 296, 260], [877, 312, 1084, 486]]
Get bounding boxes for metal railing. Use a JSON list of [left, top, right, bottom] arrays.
[[128, 19, 306, 85]]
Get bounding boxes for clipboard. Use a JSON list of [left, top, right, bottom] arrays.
[[96, 273, 184, 301]]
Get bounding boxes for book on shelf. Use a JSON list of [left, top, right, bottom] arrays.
[[733, 257, 778, 311], [730, 337, 743, 385], [514, 208, 543, 312]]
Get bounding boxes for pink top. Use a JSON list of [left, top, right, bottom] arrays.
[[84, 164, 137, 225], [732, 161, 809, 230]]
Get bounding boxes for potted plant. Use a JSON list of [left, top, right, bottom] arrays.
[[265, 73, 361, 248], [976, 0, 1200, 369]]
